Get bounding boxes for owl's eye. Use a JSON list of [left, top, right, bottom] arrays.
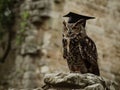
[[73, 27, 79, 32], [72, 26, 78, 29], [72, 27, 76, 29]]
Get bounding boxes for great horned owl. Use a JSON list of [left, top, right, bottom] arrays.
[[62, 19, 100, 76]]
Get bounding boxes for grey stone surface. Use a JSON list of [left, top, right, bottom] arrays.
[[21, 0, 51, 24], [43, 73, 117, 90]]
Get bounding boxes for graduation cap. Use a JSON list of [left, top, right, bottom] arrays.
[[63, 12, 95, 27]]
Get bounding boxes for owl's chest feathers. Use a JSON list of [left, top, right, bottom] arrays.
[[66, 38, 81, 53], [66, 38, 70, 52]]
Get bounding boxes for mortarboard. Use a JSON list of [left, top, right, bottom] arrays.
[[63, 12, 95, 27]]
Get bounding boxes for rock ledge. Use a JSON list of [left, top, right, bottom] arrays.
[[43, 73, 117, 90]]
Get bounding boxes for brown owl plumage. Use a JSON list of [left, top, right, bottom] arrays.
[[62, 18, 100, 76]]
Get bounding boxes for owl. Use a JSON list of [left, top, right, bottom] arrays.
[[62, 19, 100, 76]]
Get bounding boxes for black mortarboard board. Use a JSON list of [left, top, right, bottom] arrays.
[[63, 12, 95, 27]]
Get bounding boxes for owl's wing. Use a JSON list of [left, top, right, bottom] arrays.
[[80, 36, 98, 65]]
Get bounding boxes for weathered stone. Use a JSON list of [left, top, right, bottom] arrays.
[[43, 73, 117, 90], [31, 10, 40, 16], [54, 0, 62, 4], [42, 32, 51, 49], [30, 16, 42, 23], [32, 1, 45, 10], [21, 0, 51, 24], [23, 71, 35, 79], [84, 84, 104, 90], [41, 66, 49, 73], [22, 56, 36, 71], [21, 43, 40, 55]]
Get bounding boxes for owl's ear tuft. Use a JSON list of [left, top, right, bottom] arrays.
[[63, 20, 68, 30], [63, 20, 66, 26]]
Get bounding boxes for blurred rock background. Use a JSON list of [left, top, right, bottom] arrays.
[[0, 0, 120, 89]]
